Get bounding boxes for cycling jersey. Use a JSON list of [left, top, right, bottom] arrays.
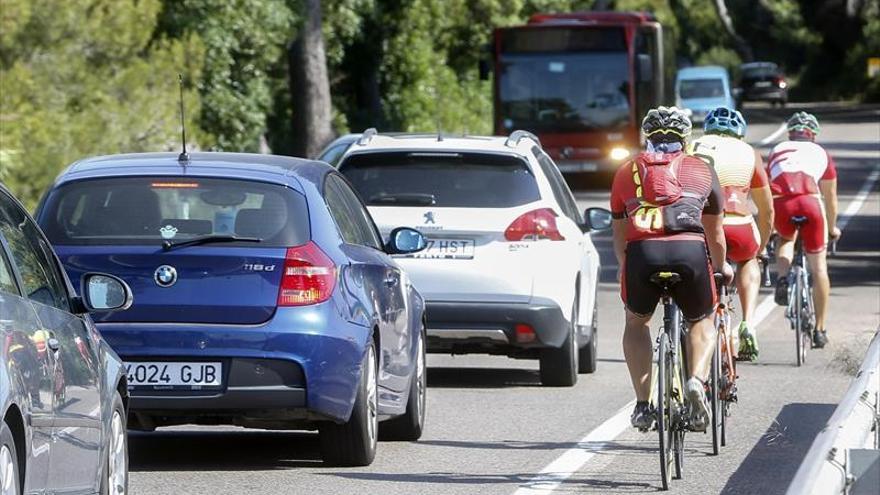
[[690, 134, 768, 262], [767, 140, 837, 253], [767, 141, 837, 197], [610, 151, 723, 242]]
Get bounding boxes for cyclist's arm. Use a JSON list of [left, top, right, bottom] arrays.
[[820, 178, 839, 237], [610, 164, 630, 269], [612, 219, 627, 268], [750, 149, 774, 253], [702, 164, 727, 270], [820, 150, 840, 239]]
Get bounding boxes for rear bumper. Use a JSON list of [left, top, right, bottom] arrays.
[[425, 297, 569, 355], [98, 303, 370, 425], [743, 88, 787, 101]]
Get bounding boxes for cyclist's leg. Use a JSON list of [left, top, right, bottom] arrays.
[[725, 219, 762, 359], [800, 195, 831, 346], [624, 309, 655, 401], [622, 240, 663, 425]]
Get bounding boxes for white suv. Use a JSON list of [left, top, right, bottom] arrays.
[[331, 130, 612, 386]]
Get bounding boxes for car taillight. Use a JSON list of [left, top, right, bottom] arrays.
[[277, 242, 336, 306], [504, 208, 565, 241], [775, 77, 787, 89]]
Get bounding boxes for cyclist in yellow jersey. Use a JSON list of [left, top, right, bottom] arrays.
[[689, 107, 774, 361]]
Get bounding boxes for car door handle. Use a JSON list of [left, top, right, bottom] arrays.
[[47, 338, 61, 353]]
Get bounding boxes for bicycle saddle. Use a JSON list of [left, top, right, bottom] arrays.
[[649, 271, 682, 287], [790, 215, 809, 226]]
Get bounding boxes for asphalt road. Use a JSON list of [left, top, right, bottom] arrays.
[[128, 103, 880, 495]]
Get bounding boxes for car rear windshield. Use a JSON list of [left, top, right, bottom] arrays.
[[742, 65, 779, 79], [678, 78, 726, 99], [40, 177, 309, 247], [339, 152, 541, 208]]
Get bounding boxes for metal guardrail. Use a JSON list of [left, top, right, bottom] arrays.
[[786, 330, 880, 495]]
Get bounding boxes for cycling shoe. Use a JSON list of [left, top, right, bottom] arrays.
[[737, 322, 759, 362], [686, 378, 710, 432], [812, 329, 828, 349], [630, 401, 655, 432], [774, 278, 789, 306]]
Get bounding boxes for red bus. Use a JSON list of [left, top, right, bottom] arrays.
[[492, 12, 669, 176]]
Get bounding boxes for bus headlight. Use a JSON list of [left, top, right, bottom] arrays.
[[609, 147, 631, 161]]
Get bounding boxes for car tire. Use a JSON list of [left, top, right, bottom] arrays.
[[380, 326, 427, 441], [578, 292, 598, 374], [539, 298, 578, 387], [100, 390, 128, 495], [319, 339, 379, 466], [1, 420, 21, 495]]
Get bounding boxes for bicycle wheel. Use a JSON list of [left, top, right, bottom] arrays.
[[710, 328, 721, 455], [674, 333, 687, 479], [794, 272, 805, 366], [657, 333, 673, 491]]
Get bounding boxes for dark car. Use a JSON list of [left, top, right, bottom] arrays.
[[738, 62, 788, 106], [0, 184, 133, 494], [36, 152, 429, 466]]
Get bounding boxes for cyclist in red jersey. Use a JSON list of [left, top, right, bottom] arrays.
[[611, 106, 733, 431], [767, 112, 840, 348]]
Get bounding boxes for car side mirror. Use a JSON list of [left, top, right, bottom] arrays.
[[80, 273, 133, 312], [386, 227, 428, 255], [584, 207, 613, 232]]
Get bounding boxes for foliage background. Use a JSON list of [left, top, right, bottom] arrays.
[[1, 0, 877, 208]]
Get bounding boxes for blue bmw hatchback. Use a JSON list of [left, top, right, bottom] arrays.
[[36, 152, 429, 466]]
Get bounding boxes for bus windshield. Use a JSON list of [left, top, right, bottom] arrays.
[[498, 51, 631, 132]]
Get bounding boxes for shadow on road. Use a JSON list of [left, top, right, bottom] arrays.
[[720, 403, 836, 494], [427, 367, 544, 388], [129, 430, 323, 471]]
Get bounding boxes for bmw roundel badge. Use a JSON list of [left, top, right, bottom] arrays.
[[154, 265, 178, 288]]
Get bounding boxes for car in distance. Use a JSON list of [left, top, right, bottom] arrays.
[[1, 183, 133, 494], [675, 66, 736, 123], [335, 130, 612, 387], [738, 61, 788, 106], [36, 152, 429, 466], [316, 134, 360, 166]]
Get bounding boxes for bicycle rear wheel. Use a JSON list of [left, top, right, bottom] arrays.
[[794, 273, 805, 366], [657, 334, 673, 491], [710, 328, 721, 455], [674, 331, 687, 479]]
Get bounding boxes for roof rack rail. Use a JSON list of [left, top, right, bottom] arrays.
[[357, 128, 379, 146], [504, 130, 540, 148]]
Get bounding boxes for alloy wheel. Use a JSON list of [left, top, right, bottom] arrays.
[[366, 345, 379, 448], [0, 445, 15, 495], [108, 410, 127, 495]]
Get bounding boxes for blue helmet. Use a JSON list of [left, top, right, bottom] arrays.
[[703, 107, 747, 138]]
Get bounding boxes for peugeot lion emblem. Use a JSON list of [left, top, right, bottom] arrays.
[[424, 212, 436, 225], [154, 265, 178, 288]]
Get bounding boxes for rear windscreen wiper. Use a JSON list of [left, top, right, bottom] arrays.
[[368, 193, 436, 206], [162, 235, 262, 251]]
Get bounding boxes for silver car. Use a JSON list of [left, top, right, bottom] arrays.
[[0, 184, 133, 495]]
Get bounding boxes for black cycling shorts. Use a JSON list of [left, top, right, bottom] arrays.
[[623, 239, 716, 322]]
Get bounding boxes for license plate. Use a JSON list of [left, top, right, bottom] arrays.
[[755, 81, 772, 87], [125, 362, 222, 388], [408, 238, 475, 259], [558, 161, 598, 172]]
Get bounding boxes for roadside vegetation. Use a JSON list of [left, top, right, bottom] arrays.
[[1, 0, 877, 208]]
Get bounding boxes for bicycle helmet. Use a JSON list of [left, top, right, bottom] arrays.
[[703, 107, 747, 138], [642, 106, 692, 142], [786, 111, 820, 140]]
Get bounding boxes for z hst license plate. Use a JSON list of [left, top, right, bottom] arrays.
[[410, 238, 475, 259], [125, 362, 222, 388]]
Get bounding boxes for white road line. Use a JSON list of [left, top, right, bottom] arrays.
[[758, 123, 787, 146], [512, 400, 635, 494], [838, 164, 880, 230]]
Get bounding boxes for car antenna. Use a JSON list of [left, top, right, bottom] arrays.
[[177, 74, 189, 164]]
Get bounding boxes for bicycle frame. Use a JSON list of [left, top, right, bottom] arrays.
[[785, 229, 816, 366]]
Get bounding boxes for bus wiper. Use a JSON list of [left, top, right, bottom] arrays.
[[162, 234, 262, 251], [368, 193, 436, 206]]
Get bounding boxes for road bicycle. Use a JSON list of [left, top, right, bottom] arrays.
[[709, 274, 737, 455], [785, 216, 816, 366], [648, 271, 690, 491]]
